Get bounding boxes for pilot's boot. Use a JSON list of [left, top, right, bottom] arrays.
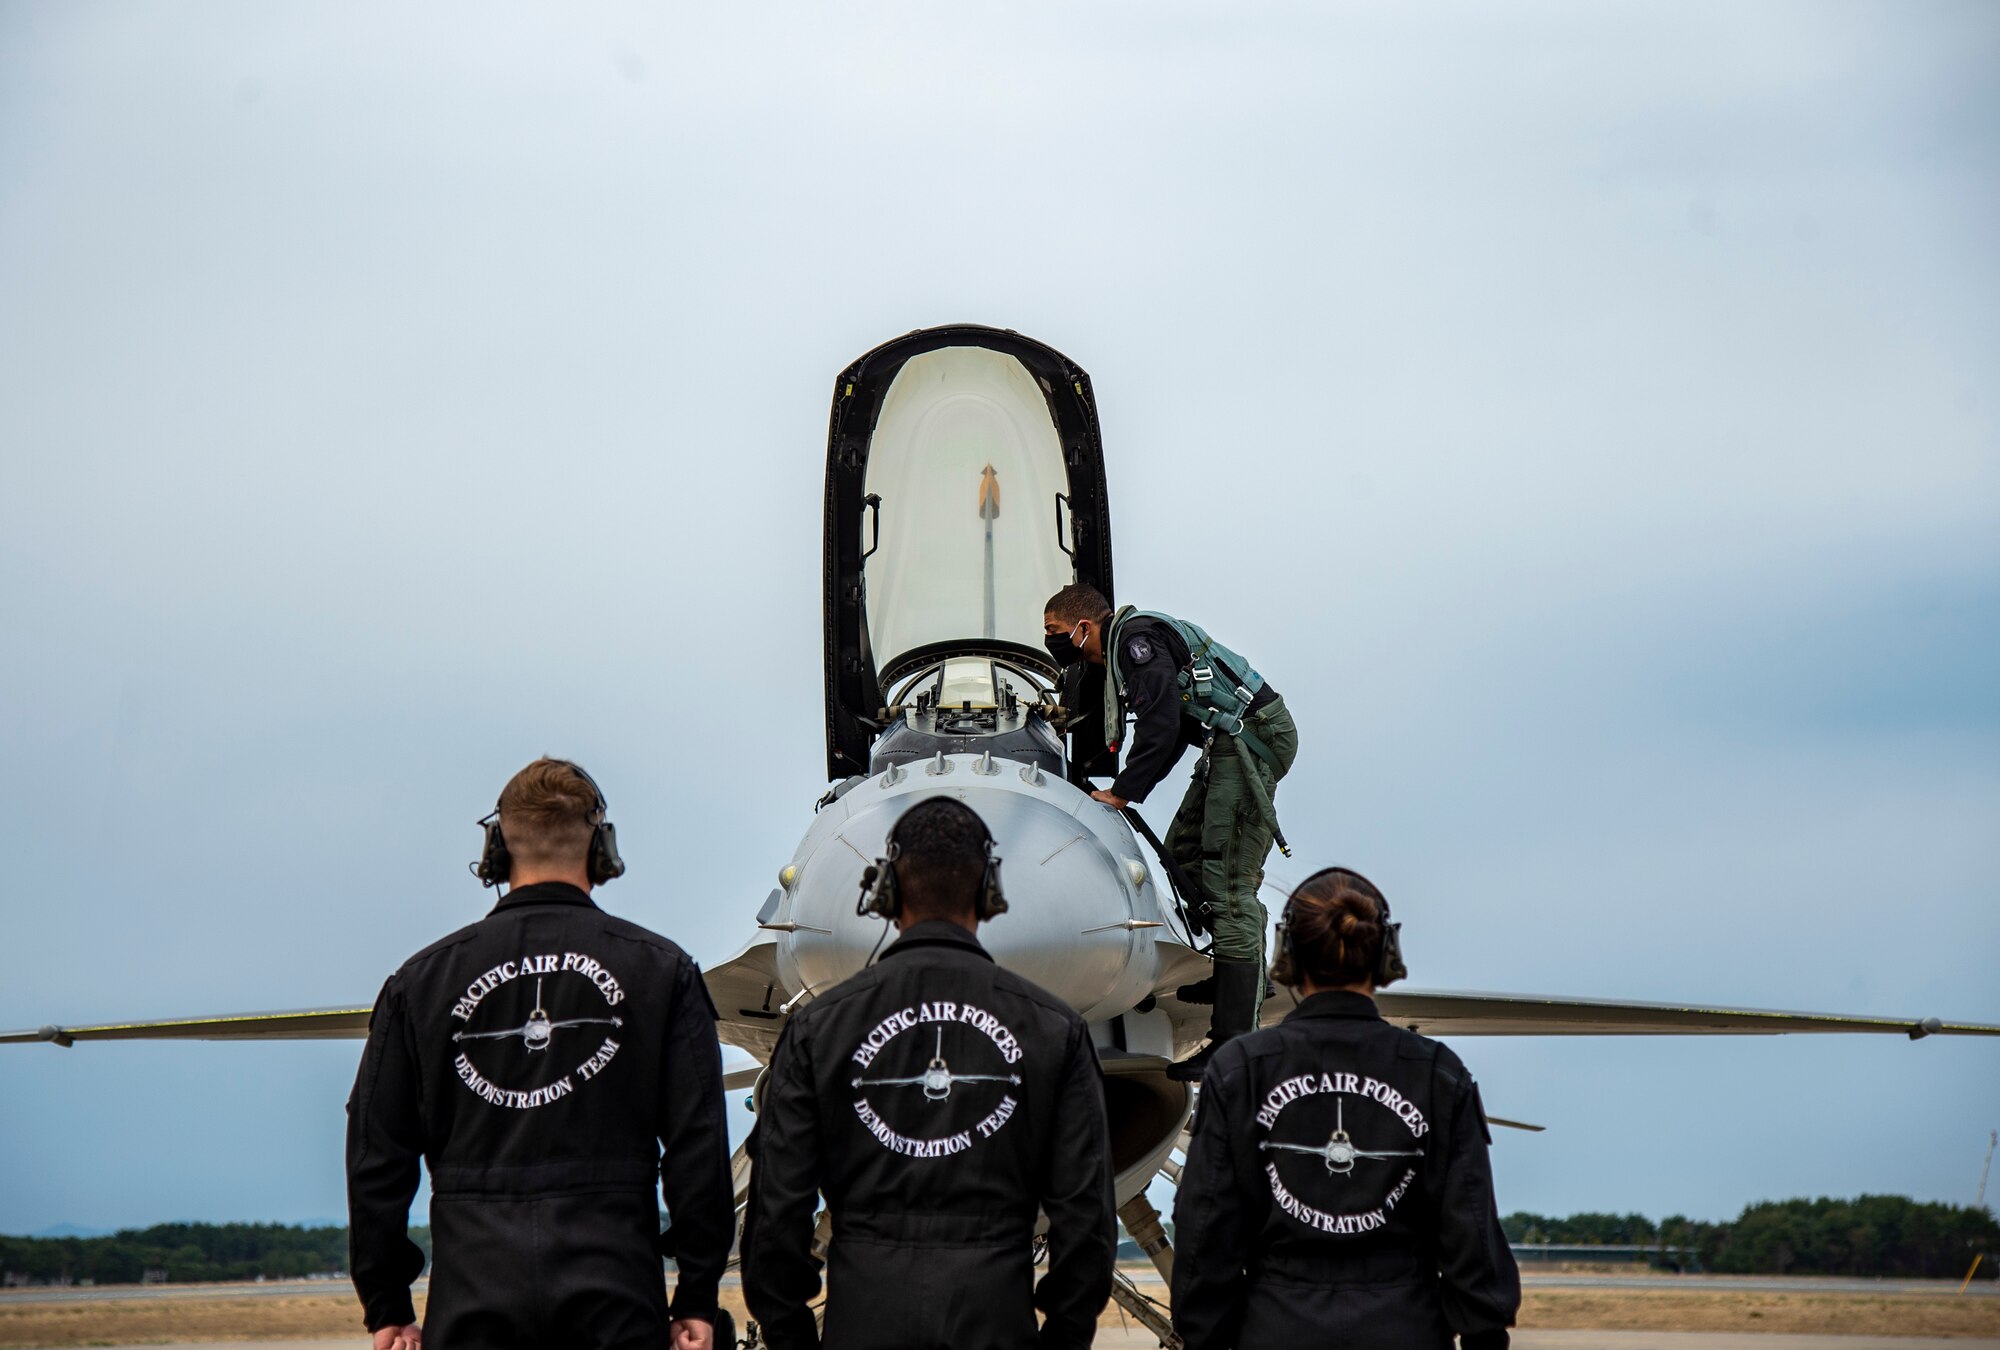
[[1167, 958, 1263, 1081], [1175, 973, 1216, 1004], [1176, 969, 1276, 1005]]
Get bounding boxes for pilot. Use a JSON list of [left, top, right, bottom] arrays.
[[1170, 869, 1520, 1350], [1041, 583, 1299, 1080], [740, 797, 1117, 1350], [346, 758, 733, 1350]]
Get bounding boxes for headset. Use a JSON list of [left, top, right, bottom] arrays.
[[472, 761, 626, 889], [1270, 866, 1406, 990], [856, 799, 1008, 924]]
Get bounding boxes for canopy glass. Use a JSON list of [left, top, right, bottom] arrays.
[[861, 346, 1074, 674]]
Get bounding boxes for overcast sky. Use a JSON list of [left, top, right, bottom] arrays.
[[2, 0, 1995, 1237]]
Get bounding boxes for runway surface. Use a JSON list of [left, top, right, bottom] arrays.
[[0, 1279, 361, 1306]]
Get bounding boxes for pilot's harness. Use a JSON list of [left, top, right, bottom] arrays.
[[1105, 607, 1291, 858]]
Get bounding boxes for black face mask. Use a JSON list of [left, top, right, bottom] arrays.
[[1044, 632, 1080, 664]]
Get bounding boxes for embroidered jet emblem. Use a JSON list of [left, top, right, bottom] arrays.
[[453, 977, 624, 1053], [1261, 1099, 1424, 1176], [851, 1027, 1023, 1101]]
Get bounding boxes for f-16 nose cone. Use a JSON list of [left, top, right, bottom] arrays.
[[773, 757, 1163, 1021]]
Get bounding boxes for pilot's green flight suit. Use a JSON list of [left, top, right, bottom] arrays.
[[1096, 608, 1298, 1074], [1158, 700, 1298, 965]]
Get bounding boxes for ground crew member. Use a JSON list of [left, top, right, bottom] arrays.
[[741, 798, 1116, 1350], [1042, 583, 1299, 1080], [346, 758, 733, 1350], [1171, 869, 1520, 1350]]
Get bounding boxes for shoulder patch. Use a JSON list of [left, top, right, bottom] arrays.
[[1126, 635, 1154, 665]]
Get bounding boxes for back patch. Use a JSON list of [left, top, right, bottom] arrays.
[[448, 952, 628, 1110], [1255, 1069, 1427, 1237], [848, 1000, 1024, 1159]]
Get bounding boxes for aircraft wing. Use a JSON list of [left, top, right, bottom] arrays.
[[12, 979, 1995, 1050], [702, 936, 787, 1063], [0, 1007, 372, 1045], [0, 936, 796, 1057], [1270, 988, 2000, 1039]]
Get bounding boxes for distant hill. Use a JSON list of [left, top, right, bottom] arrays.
[[25, 1223, 112, 1239]]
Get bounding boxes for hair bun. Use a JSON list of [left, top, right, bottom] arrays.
[[1283, 869, 1387, 989]]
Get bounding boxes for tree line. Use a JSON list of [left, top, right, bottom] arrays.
[[1503, 1195, 1999, 1278], [5, 1196, 1995, 1285], [0, 1222, 429, 1287]]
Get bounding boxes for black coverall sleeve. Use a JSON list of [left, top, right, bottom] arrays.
[[1034, 1020, 1117, 1348], [658, 959, 735, 1324], [345, 977, 428, 1333], [741, 1019, 825, 1350], [1170, 1065, 1263, 1350], [1109, 641, 1187, 804], [1431, 1074, 1522, 1350]]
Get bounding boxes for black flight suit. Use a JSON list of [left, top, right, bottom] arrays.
[[346, 881, 733, 1348], [741, 920, 1117, 1350], [1171, 991, 1520, 1350]]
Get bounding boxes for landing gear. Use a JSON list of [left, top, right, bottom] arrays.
[[1110, 1192, 1183, 1349], [1108, 1275, 1181, 1349]]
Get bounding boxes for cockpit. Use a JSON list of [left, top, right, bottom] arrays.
[[868, 655, 1065, 777], [822, 326, 1115, 782]]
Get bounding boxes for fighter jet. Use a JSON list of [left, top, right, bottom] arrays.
[[7, 324, 1997, 1345]]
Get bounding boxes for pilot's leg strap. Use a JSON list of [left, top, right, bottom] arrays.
[[1229, 699, 1299, 858]]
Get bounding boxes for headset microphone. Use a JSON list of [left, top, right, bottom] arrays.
[[472, 761, 626, 889]]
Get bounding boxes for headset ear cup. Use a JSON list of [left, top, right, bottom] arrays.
[[477, 817, 511, 888], [1376, 921, 1407, 988], [1269, 905, 1295, 986], [980, 858, 1007, 919], [588, 822, 626, 885], [857, 857, 899, 920], [1268, 946, 1295, 989], [879, 860, 899, 920]]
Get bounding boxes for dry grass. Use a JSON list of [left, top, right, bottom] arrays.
[[1085, 1282, 2000, 1342], [1519, 1286, 2000, 1338], [0, 1293, 361, 1348], [2, 1282, 1995, 1347]]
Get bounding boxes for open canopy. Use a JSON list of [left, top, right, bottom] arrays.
[[822, 326, 1114, 779]]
